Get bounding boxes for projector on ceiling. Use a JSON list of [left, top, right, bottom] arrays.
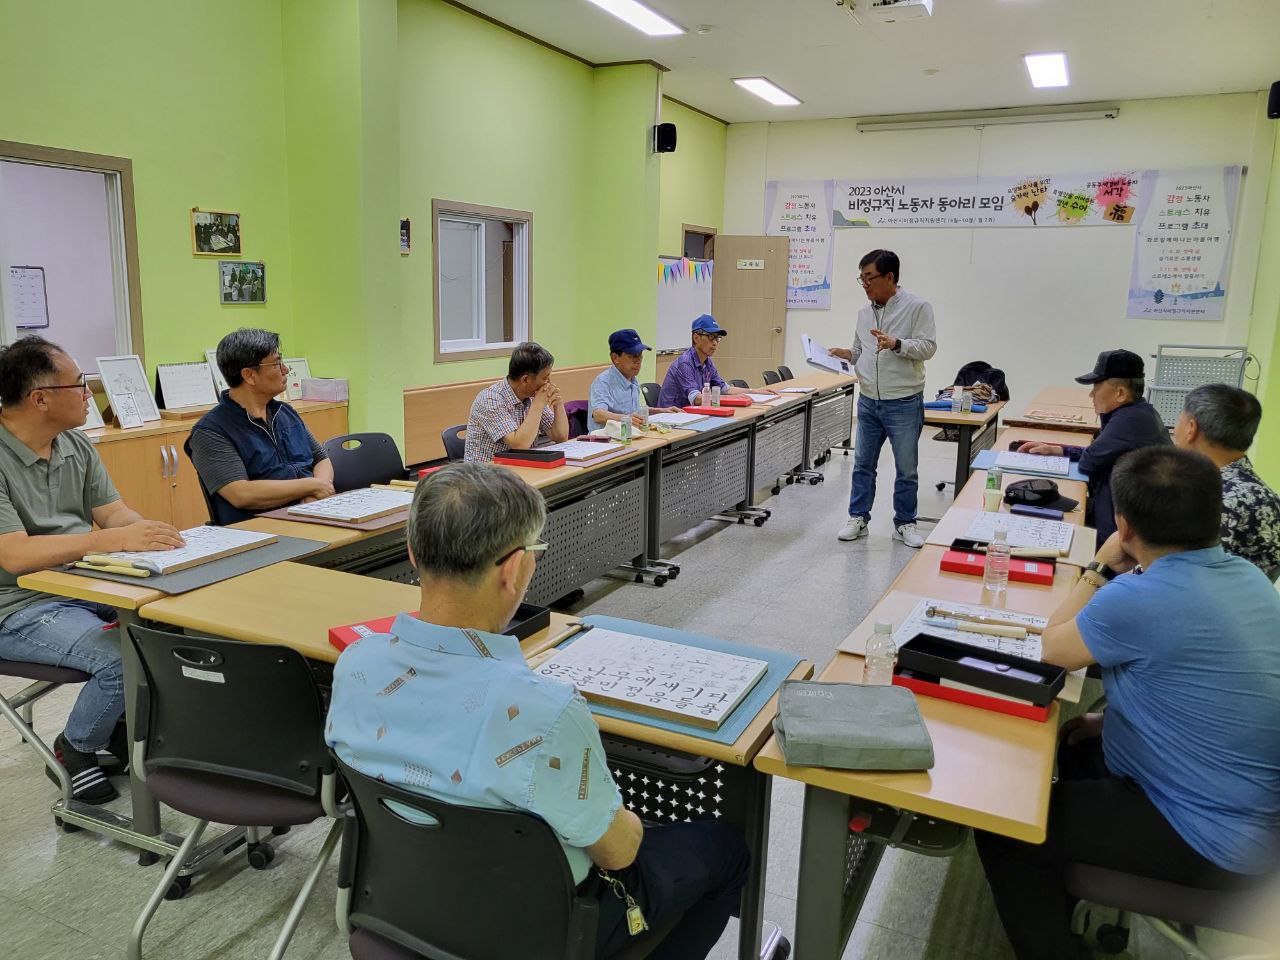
[[838, 0, 934, 24]]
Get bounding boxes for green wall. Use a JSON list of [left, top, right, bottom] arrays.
[[658, 98, 727, 257], [0, 0, 297, 370], [1250, 120, 1280, 485]]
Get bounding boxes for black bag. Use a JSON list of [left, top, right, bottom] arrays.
[[952, 360, 1010, 402]]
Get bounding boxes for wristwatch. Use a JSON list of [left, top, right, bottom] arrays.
[[1081, 561, 1115, 588]]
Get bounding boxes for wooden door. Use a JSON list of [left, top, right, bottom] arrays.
[[95, 434, 174, 525], [710, 236, 789, 387]]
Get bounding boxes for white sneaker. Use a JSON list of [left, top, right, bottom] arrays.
[[894, 523, 925, 549], [837, 517, 868, 541]]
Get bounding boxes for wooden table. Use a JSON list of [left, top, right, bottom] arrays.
[[952, 470, 1088, 524], [1005, 386, 1100, 436], [924, 400, 1007, 493]]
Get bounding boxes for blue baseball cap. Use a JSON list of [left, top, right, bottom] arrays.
[[691, 314, 727, 336], [608, 329, 651, 355]]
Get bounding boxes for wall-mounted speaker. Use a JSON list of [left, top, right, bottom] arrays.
[[1269, 80, 1280, 120], [653, 122, 677, 153]]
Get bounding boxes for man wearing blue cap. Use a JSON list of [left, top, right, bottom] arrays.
[[657, 315, 773, 409], [589, 330, 682, 427]]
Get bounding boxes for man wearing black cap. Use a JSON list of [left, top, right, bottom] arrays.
[[589, 329, 681, 427], [1018, 349, 1169, 541]]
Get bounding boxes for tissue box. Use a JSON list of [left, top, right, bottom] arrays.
[[301, 378, 348, 402]]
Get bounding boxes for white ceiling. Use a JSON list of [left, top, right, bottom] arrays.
[[454, 0, 1280, 123]]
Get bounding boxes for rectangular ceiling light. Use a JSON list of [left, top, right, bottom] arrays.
[[733, 77, 802, 107], [584, 0, 684, 36], [1024, 52, 1070, 88]]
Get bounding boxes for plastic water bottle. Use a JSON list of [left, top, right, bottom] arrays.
[[863, 621, 897, 686], [636, 404, 649, 429], [986, 465, 1003, 490], [701, 381, 711, 406], [618, 417, 632, 444], [710, 384, 721, 407], [983, 527, 1011, 598], [960, 391, 974, 413]]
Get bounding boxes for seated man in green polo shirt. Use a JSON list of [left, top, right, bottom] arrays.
[[0, 336, 184, 804]]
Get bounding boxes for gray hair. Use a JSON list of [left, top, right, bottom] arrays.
[[216, 328, 281, 387], [508, 342, 554, 381], [1184, 383, 1262, 451], [1111, 377, 1145, 402], [407, 463, 546, 582]]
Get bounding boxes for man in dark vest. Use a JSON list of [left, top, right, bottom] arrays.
[[188, 328, 334, 525]]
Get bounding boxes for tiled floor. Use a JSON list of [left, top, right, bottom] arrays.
[[0, 435, 1216, 959]]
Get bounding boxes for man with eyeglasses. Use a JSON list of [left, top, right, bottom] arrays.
[[828, 249, 937, 548], [657, 314, 774, 409], [328, 463, 750, 960], [188, 327, 334, 524], [0, 336, 185, 804]]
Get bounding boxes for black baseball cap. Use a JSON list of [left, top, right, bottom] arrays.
[[1074, 349, 1145, 384], [1003, 478, 1079, 512]]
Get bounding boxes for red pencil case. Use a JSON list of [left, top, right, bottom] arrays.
[[493, 450, 567, 468], [715, 396, 752, 407], [893, 672, 1052, 723], [329, 614, 399, 653], [939, 550, 1056, 586], [682, 406, 736, 417]]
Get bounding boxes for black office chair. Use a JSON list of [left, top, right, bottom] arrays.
[[1067, 863, 1268, 958], [776, 365, 794, 381], [729, 379, 749, 389], [182, 437, 221, 525], [440, 425, 467, 461], [322, 432, 408, 491], [641, 382, 661, 408], [762, 370, 781, 385], [126, 626, 342, 960], [337, 757, 604, 960]]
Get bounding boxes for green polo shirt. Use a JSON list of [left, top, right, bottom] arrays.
[[0, 422, 120, 624]]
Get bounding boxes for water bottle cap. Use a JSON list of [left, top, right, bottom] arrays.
[[874, 620, 892, 633]]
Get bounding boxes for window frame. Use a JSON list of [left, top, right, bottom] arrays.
[[431, 199, 532, 363]]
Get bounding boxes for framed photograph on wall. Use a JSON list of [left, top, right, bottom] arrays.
[[219, 260, 266, 304], [191, 209, 242, 256], [98, 354, 161, 424], [400, 218, 411, 255]]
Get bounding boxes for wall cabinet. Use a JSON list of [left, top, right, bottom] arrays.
[[88, 402, 349, 529]]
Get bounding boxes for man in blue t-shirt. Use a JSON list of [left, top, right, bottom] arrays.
[[976, 446, 1280, 960]]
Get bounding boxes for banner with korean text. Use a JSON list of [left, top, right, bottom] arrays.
[[764, 179, 834, 309], [1126, 166, 1240, 320], [831, 171, 1141, 229]]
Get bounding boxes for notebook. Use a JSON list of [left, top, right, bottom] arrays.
[[86, 526, 277, 575], [287, 488, 413, 523], [994, 451, 1070, 477]]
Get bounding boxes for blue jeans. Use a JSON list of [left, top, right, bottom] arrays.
[[848, 392, 925, 528], [0, 600, 123, 752], [592, 819, 750, 959]]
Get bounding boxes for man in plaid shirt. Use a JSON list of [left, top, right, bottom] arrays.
[[464, 342, 569, 462]]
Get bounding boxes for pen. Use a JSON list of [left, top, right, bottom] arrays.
[[74, 561, 151, 578], [82, 555, 150, 570]]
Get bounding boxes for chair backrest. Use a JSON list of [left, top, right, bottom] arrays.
[[128, 625, 330, 796], [564, 400, 590, 439], [440, 425, 467, 461], [336, 757, 597, 960], [762, 370, 781, 385], [322, 432, 406, 492], [729, 379, 749, 389], [181, 437, 222, 526], [776, 365, 794, 381], [641, 382, 661, 408]]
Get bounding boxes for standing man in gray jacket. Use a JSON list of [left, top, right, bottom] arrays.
[[830, 250, 937, 547]]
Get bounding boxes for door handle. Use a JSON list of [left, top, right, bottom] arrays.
[[169, 445, 180, 488], [160, 444, 171, 479], [772, 326, 783, 334]]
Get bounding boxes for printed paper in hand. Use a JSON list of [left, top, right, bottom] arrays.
[[995, 451, 1070, 477], [96, 526, 277, 575], [802, 334, 851, 375], [535, 628, 768, 730], [287, 487, 413, 523], [648, 411, 709, 427], [964, 512, 1074, 554]]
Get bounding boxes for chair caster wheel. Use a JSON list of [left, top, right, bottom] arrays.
[[138, 850, 160, 866], [935, 481, 946, 491], [54, 816, 81, 833], [247, 842, 275, 869], [770, 936, 791, 960], [654, 576, 667, 587], [666, 566, 680, 579], [754, 517, 766, 527], [635, 574, 644, 583], [737, 517, 746, 524], [1095, 923, 1129, 954], [771, 486, 781, 496], [785, 476, 795, 484], [271, 825, 291, 836], [163, 874, 192, 901], [810, 477, 822, 485]]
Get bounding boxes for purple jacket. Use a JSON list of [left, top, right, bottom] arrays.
[[658, 347, 726, 407]]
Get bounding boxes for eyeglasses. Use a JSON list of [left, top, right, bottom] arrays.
[[858, 273, 884, 287], [30, 374, 88, 395], [695, 332, 724, 342], [494, 538, 550, 566], [252, 359, 289, 371]]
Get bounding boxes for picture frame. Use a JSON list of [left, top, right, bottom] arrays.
[[97, 354, 161, 424], [284, 358, 311, 400], [78, 393, 106, 431], [191, 209, 242, 256], [400, 217, 411, 255], [219, 260, 266, 304], [9, 265, 50, 329]]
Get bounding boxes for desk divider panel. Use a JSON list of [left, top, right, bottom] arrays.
[[658, 436, 751, 543], [809, 391, 855, 462], [752, 408, 807, 488]]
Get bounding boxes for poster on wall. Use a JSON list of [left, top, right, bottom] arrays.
[[831, 171, 1141, 229], [1126, 166, 1240, 321], [764, 179, 834, 309]]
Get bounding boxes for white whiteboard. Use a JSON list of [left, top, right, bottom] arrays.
[[656, 256, 712, 351]]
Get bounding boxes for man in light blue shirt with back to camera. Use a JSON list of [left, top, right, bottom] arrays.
[[589, 329, 680, 428], [976, 446, 1280, 960], [326, 463, 748, 959]]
